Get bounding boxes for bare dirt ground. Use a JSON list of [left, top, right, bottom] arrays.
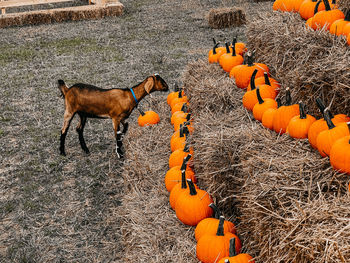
[[0, 0, 252, 262]]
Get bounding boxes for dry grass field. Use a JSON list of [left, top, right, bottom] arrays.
[[0, 0, 256, 262]]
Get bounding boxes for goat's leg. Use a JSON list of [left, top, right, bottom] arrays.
[[121, 120, 129, 137], [60, 111, 75, 156], [76, 113, 89, 154], [112, 118, 124, 159]]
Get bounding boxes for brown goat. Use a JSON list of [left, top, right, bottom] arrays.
[[58, 74, 169, 157]]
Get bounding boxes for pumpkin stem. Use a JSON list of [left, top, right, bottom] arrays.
[[225, 42, 230, 54], [324, 108, 336, 129], [216, 216, 225, 236], [186, 113, 191, 121], [263, 72, 271, 86], [213, 38, 217, 45], [180, 169, 187, 189], [183, 125, 189, 136], [323, 0, 331, 11], [276, 98, 282, 108], [187, 179, 197, 196], [180, 154, 192, 171], [138, 108, 145, 116], [212, 43, 219, 55], [247, 52, 254, 67], [180, 103, 188, 113], [174, 82, 179, 92], [178, 87, 183, 98], [256, 87, 264, 105], [183, 142, 190, 152], [314, 0, 322, 15], [299, 102, 306, 119], [285, 88, 292, 106], [228, 237, 237, 257], [231, 38, 237, 56], [347, 122, 350, 133], [250, 69, 258, 91], [209, 203, 221, 219], [316, 97, 334, 118], [179, 124, 184, 138]]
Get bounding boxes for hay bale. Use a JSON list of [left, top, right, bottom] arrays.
[[182, 59, 350, 262], [208, 7, 246, 29], [118, 99, 197, 262], [338, 0, 350, 12], [0, 3, 123, 28], [246, 11, 350, 117]]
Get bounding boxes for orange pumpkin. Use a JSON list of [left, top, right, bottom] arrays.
[[217, 238, 255, 263], [209, 42, 226, 64], [247, 72, 280, 95], [169, 173, 198, 210], [169, 144, 194, 168], [195, 203, 236, 241], [286, 102, 316, 139], [219, 42, 244, 73], [299, 0, 325, 20], [311, 0, 344, 31], [196, 216, 241, 263], [137, 109, 160, 127], [175, 180, 213, 226], [330, 135, 350, 175], [262, 98, 281, 130], [329, 10, 350, 35], [252, 87, 278, 122]]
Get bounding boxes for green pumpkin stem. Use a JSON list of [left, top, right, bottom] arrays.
[[250, 69, 258, 90], [180, 154, 192, 171], [285, 88, 292, 106], [225, 42, 230, 54], [256, 87, 264, 105], [212, 43, 219, 55], [324, 108, 336, 129], [228, 237, 237, 257], [323, 0, 331, 11], [187, 179, 197, 196], [276, 98, 282, 108], [216, 216, 225, 236], [263, 72, 271, 86], [314, 0, 322, 15], [247, 52, 254, 67], [209, 203, 221, 219], [181, 169, 187, 189], [299, 102, 306, 119]]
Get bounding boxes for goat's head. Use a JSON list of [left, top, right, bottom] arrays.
[[144, 74, 169, 94]]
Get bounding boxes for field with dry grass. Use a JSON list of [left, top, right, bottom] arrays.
[[0, 0, 258, 262]]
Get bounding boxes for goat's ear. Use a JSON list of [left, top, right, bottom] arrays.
[[144, 77, 154, 94]]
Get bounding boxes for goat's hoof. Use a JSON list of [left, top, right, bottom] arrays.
[[60, 151, 66, 156], [83, 148, 90, 155]]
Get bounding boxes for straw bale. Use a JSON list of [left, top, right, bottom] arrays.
[[208, 7, 246, 29], [119, 99, 197, 262], [0, 4, 123, 28], [338, 0, 350, 12], [246, 11, 350, 117], [183, 59, 350, 262]]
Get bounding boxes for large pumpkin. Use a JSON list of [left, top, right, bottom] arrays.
[[175, 180, 213, 226], [299, 0, 325, 20], [329, 10, 350, 35], [196, 216, 241, 263]]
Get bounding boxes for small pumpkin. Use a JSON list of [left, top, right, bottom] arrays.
[[196, 216, 242, 263], [165, 154, 195, 192], [173, 113, 191, 132], [170, 124, 189, 152], [348, 32, 350, 45], [308, 98, 350, 148], [330, 135, 350, 175], [219, 42, 244, 73], [272, 88, 299, 134], [169, 143, 194, 168], [242, 69, 276, 111], [262, 98, 281, 130], [171, 102, 190, 115], [217, 238, 255, 263], [208, 40, 226, 64], [167, 83, 184, 105], [175, 180, 213, 226], [252, 87, 278, 122], [137, 109, 160, 127], [229, 51, 269, 90], [170, 91, 188, 109], [286, 102, 316, 139], [231, 37, 247, 56], [329, 10, 350, 35], [311, 0, 344, 31], [171, 110, 188, 125], [195, 203, 236, 241], [247, 72, 280, 95], [305, 0, 323, 29], [299, 0, 325, 20], [316, 109, 350, 157], [169, 171, 198, 210]]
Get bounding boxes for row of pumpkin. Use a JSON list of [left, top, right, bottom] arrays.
[[273, 0, 350, 45], [164, 87, 255, 262], [208, 38, 350, 175]]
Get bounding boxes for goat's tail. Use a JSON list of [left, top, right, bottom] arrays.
[[58, 79, 69, 98]]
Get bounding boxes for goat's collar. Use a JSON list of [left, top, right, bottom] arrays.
[[129, 87, 139, 105]]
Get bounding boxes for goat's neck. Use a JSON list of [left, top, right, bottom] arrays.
[[130, 79, 150, 105]]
